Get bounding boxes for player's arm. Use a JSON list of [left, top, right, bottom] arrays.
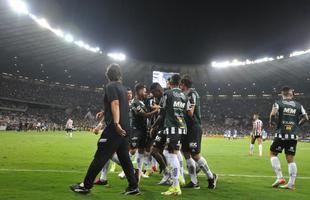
[[298, 105, 309, 126], [132, 103, 159, 118], [187, 93, 196, 117], [150, 94, 167, 131], [269, 103, 279, 128]]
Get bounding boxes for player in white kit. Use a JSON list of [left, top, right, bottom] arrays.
[[65, 118, 74, 138], [249, 114, 263, 156]]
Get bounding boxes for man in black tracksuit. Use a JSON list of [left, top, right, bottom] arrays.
[[70, 64, 140, 195]]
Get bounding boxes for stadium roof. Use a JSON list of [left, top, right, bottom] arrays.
[[0, 0, 310, 94]]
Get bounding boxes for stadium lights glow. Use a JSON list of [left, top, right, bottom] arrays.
[[64, 34, 74, 43], [7, 0, 102, 55], [107, 53, 126, 61], [211, 57, 276, 68], [289, 49, 310, 57], [8, 0, 29, 14]]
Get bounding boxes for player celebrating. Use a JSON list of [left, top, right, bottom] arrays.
[[249, 114, 263, 156], [180, 75, 218, 190], [269, 86, 308, 190], [149, 82, 171, 185], [65, 118, 74, 138], [130, 83, 160, 178], [161, 74, 189, 196]]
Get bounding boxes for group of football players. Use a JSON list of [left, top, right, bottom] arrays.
[[93, 73, 218, 195]]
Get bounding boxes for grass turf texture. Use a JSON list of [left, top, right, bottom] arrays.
[[0, 131, 310, 200]]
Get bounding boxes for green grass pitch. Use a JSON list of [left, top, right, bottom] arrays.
[[0, 131, 310, 200]]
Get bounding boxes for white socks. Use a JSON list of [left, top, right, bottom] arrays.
[[270, 156, 283, 180], [100, 160, 110, 181], [250, 144, 254, 154], [288, 162, 297, 186], [197, 157, 213, 179], [111, 154, 120, 165], [168, 153, 180, 187], [70, 132, 73, 137], [137, 153, 144, 173], [144, 153, 152, 170], [186, 158, 198, 184], [177, 151, 184, 177], [258, 144, 263, 156]]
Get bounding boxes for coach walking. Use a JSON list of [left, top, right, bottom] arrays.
[[70, 64, 140, 195]]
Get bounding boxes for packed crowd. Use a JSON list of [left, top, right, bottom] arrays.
[[0, 75, 309, 137]]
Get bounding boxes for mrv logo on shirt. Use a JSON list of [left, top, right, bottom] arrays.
[[173, 101, 185, 108], [283, 108, 297, 115]]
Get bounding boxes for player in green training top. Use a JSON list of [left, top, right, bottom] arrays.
[[161, 74, 189, 196], [180, 75, 218, 190], [269, 86, 308, 190]]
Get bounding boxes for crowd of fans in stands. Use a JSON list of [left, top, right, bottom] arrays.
[[0, 76, 309, 138]]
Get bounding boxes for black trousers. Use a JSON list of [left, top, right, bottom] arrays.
[[83, 125, 138, 189]]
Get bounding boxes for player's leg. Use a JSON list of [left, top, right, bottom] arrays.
[[280, 140, 297, 190], [131, 129, 144, 176], [94, 160, 110, 185], [161, 128, 182, 195], [269, 138, 286, 187], [183, 151, 199, 189], [257, 137, 263, 157], [153, 132, 171, 185], [249, 136, 255, 156], [176, 150, 185, 185], [181, 132, 199, 188], [192, 125, 217, 189], [116, 137, 140, 195], [143, 144, 152, 177], [70, 128, 120, 194]]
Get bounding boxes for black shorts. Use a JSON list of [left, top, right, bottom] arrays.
[[165, 127, 186, 151], [130, 128, 147, 149], [65, 128, 73, 132], [153, 130, 166, 150], [251, 135, 262, 144], [182, 125, 202, 154], [270, 138, 297, 156]]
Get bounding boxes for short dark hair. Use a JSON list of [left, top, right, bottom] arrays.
[[170, 74, 181, 85], [106, 64, 122, 81], [281, 86, 294, 96], [150, 82, 162, 92], [127, 87, 132, 91], [135, 83, 146, 93], [281, 86, 292, 92], [181, 75, 192, 88]]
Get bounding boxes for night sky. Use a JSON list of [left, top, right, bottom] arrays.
[[22, 0, 310, 64]]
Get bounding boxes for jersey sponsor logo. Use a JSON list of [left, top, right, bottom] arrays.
[[173, 101, 185, 108], [289, 146, 295, 152], [189, 142, 198, 149], [155, 135, 162, 142], [283, 108, 297, 115]]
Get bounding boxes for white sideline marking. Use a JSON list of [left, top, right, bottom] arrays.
[[0, 168, 310, 180]]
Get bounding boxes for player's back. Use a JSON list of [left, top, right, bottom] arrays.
[[274, 99, 306, 140], [163, 88, 188, 129]]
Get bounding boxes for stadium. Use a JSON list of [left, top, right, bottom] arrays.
[[0, 0, 309, 200]]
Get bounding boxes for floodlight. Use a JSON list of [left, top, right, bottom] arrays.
[[107, 53, 126, 61], [64, 34, 74, 42], [8, 0, 29, 14]]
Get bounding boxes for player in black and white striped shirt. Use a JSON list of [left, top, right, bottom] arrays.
[[249, 114, 263, 156]]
